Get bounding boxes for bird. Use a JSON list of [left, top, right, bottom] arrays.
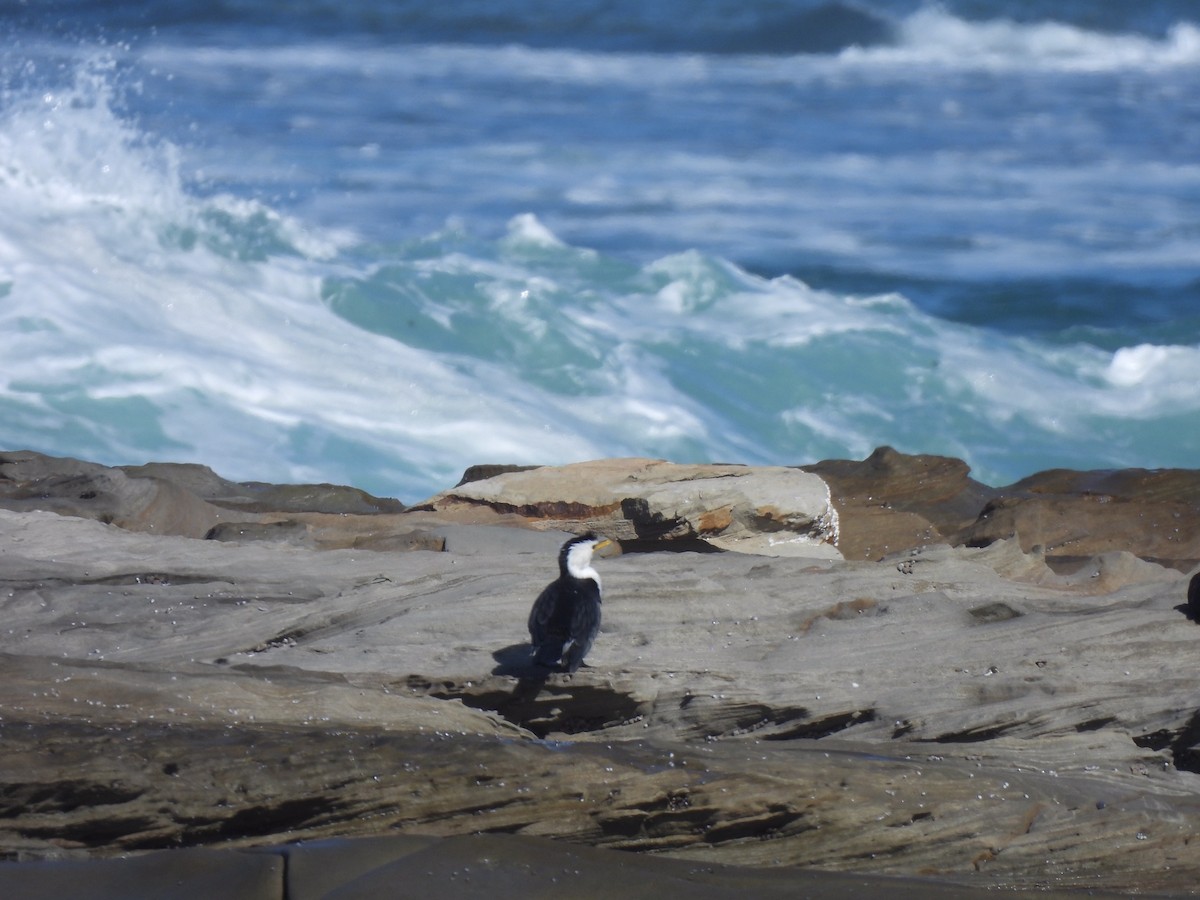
[[528, 532, 614, 673]]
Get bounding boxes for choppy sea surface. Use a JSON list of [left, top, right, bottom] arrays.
[[2, 1, 1198, 500]]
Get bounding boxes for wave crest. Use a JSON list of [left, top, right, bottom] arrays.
[[842, 8, 1200, 72]]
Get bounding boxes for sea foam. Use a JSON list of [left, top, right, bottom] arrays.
[[845, 8, 1200, 72], [2, 54, 1198, 500]]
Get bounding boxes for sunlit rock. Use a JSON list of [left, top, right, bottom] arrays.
[[420, 457, 841, 558]]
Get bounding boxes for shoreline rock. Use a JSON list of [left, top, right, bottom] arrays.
[[7, 446, 1199, 567], [802, 445, 1200, 569], [2, 448, 1200, 894], [418, 457, 842, 557]]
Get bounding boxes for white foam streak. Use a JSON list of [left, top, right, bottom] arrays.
[[140, 13, 1200, 84], [843, 9, 1200, 73], [141, 41, 714, 91]]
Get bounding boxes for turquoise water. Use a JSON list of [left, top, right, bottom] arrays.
[[2, 2, 1198, 500]]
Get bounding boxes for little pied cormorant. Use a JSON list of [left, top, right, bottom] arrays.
[[528, 532, 614, 673]]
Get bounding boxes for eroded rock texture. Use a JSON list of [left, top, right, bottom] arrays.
[[1, 451, 1199, 895], [804, 445, 1200, 569], [420, 457, 841, 556]]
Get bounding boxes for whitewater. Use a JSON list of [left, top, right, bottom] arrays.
[[1, 2, 1198, 500]]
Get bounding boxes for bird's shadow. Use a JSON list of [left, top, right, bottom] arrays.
[[491, 642, 599, 708], [492, 643, 592, 677], [491, 643, 555, 704], [492, 643, 545, 678]]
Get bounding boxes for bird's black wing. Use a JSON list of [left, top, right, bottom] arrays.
[[563, 578, 602, 673], [528, 580, 558, 645], [530, 579, 572, 667]]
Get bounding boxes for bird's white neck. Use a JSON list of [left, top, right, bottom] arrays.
[[566, 543, 601, 587]]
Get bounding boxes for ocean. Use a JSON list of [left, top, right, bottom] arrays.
[[2, 0, 1198, 501]]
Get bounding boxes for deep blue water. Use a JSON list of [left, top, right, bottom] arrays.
[[2, 1, 1198, 499]]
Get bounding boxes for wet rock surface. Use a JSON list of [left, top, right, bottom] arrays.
[[1, 450, 1200, 896]]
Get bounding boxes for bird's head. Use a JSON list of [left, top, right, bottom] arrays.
[[560, 532, 616, 579]]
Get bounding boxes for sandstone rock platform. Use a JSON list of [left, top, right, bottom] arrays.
[[1, 449, 1199, 896]]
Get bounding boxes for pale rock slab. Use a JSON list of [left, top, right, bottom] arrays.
[[421, 458, 841, 558]]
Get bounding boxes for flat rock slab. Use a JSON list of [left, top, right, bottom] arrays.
[[0, 833, 1146, 900], [0, 847, 283, 900], [2, 501, 1200, 893], [420, 458, 841, 557]]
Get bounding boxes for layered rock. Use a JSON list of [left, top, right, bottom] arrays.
[[419, 457, 841, 557], [0, 451, 430, 551], [4, 451, 1200, 894], [0, 450, 243, 539], [802, 445, 995, 560], [805, 446, 1200, 570], [8, 446, 1199, 569], [959, 466, 1200, 569]]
